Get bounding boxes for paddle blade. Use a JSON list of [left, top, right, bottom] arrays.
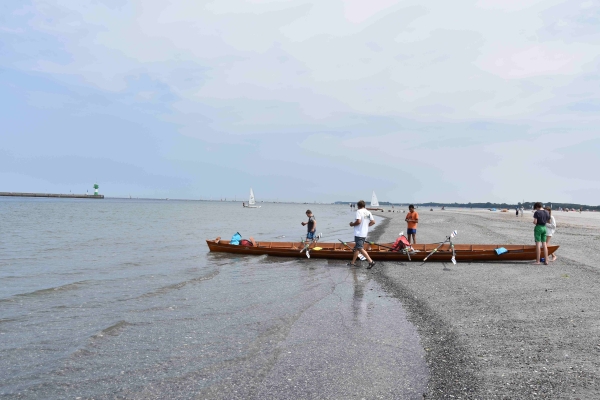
[[451, 256, 456, 265], [450, 230, 458, 238], [306, 251, 310, 259]]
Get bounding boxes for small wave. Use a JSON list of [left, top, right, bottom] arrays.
[[14, 280, 89, 298], [92, 320, 131, 339], [132, 270, 220, 300], [121, 261, 142, 267], [0, 317, 21, 324]]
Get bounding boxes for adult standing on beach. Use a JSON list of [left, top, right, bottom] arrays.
[[545, 207, 557, 261], [405, 204, 419, 245], [348, 200, 376, 269], [533, 202, 549, 265]]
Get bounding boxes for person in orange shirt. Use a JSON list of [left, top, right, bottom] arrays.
[[405, 204, 419, 245]]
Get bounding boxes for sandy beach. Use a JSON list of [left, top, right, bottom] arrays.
[[369, 208, 600, 399]]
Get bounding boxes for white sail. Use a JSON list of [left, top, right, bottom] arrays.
[[249, 188, 256, 205], [370, 191, 379, 207]]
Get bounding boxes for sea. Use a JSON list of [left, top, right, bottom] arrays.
[[0, 198, 428, 399]]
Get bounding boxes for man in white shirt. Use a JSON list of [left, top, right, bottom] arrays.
[[348, 200, 376, 269]]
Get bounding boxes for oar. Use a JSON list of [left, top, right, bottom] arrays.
[[300, 237, 309, 253], [338, 239, 366, 261], [365, 232, 407, 251], [365, 241, 394, 251], [365, 241, 412, 261], [421, 230, 458, 265], [305, 233, 322, 258], [301, 233, 322, 258], [367, 232, 413, 260]]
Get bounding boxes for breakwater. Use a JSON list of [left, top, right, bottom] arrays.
[[0, 192, 104, 199]]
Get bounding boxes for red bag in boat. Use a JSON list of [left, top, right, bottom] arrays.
[[240, 239, 254, 247], [391, 235, 411, 252]]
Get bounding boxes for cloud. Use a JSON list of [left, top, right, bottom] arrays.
[[1, 0, 599, 203]]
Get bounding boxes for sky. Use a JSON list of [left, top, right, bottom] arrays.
[[1, 0, 599, 204]]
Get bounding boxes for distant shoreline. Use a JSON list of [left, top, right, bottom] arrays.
[[335, 201, 600, 211], [2, 194, 598, 210], [0, 192, 104, 199]]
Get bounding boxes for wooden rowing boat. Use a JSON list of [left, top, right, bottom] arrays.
[[206, 239, 558, 262]]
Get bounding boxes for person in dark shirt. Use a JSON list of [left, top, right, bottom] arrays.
[[532, 202, 550, 265], [301, 210, 317, 243]]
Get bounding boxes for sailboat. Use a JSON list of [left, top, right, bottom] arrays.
[[243, 188, 261, 208], [367, 191, 383, 211]]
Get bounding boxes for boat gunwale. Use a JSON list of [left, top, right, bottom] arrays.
[[206, 239, 559, 262]]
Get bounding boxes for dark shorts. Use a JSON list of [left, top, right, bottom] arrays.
[[354, 236, 366, 250], [407, 229, 417, 235], [307, 231, 317, 240]]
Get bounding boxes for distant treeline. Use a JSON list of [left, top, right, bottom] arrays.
[[417, 202, 600, 211], [334, 201, 600, 211]]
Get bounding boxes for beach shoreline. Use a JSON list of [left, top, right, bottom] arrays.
[[368, 208, 600, 399]]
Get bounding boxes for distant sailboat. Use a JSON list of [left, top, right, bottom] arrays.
[[367, 191, 383, 211], [243, 188, 261, 208]]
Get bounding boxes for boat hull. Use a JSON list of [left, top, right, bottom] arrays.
[[206, 239, 558, 262]]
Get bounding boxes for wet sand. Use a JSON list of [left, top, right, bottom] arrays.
[[368, 208, 600, 399]]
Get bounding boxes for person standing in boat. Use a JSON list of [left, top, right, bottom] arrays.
[[533, 202, 550, 265], [544, 207, 557, 261], [301, 210, 317, 243], [405, 204, 419, 245], [348, 200, 376, 269]]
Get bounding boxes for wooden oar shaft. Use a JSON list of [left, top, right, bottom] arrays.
[[338, 239, 366, 260], [366, 241, 412, 260], [422, 236, 450, 262]]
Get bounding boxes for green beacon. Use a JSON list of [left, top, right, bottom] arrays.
[[93, 183, 99, 196]]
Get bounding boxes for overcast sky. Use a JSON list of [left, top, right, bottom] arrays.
[[1, 0, 599, 204]]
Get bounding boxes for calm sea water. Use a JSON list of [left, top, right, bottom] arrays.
[[0, 198, 428, 399]]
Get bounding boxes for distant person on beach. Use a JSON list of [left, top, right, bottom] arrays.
[[516, 207, 519, 217], [348, 200, 376, 269], [405, 205, 419, 245], [545, 207, 557, 261], [301, 210, 317, 243], [533, 202, 549, 265]]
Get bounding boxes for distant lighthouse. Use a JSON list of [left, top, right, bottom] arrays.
[[93, 183, 99, 196]]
